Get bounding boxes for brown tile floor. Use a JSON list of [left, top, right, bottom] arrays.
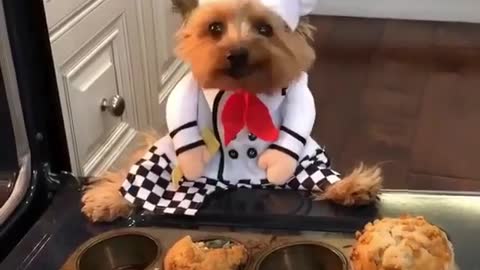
[[309, 15, 480, 191]]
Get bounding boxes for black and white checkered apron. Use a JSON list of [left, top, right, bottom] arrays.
[[120, 142, 341, 216]]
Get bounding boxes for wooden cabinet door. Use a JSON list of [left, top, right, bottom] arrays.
[[49, 0, 145, 176]]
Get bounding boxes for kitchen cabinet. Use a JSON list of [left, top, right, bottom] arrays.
[[44, 0, 186, 176]]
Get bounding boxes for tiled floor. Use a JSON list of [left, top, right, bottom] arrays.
[[308, 15, 480, 191]]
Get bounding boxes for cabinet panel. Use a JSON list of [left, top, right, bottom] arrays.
[[51, 0, 142, 176], [152, 0, 182, 76], [44, 0, 92, 31], [65, 34, 123, 166]]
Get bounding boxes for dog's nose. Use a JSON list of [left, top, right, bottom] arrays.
[[227, 47, 249, 67]]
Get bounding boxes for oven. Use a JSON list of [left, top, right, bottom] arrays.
[[0, 0, 71, 260]]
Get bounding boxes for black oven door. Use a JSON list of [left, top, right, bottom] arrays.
[[0, 0, 72, 260]]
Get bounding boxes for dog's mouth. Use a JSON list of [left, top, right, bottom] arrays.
[[222, 63, 264, 80], [223, 65, 253, 79]]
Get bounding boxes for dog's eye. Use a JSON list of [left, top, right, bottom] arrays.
[[255, 22, 273, 37], [208, 21, 224, 37]]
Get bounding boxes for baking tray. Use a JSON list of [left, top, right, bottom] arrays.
[[60, 227, 354, 270]]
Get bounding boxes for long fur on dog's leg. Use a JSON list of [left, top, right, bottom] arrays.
[[315, 163, 383, 206], [81, 131, 159, 222], [81, 171, 133, 222]]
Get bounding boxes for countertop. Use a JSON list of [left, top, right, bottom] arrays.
[[2, 185, 480, 270]]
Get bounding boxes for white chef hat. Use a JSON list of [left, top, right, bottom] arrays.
[[198, 0, 317, 30]]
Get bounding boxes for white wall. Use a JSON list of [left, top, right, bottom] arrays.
[[313, 0, 480, 23]]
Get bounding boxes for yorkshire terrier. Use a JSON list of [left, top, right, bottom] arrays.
[[81, 0, 383, 223]]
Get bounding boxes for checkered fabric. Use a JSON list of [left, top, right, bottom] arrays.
[[120, 146, 341, 216]]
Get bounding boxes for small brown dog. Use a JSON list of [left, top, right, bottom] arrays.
[[81, 0, 382, 222]]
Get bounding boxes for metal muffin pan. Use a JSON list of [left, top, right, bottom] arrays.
[[76, 231, 161, 270], [254, 241, 348, 270], [61, 228, 353, 270]]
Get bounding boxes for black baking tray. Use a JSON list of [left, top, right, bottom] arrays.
[[129, 189, 379, 233]]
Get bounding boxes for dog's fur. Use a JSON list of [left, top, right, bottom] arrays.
[[81, 0, 383, 222], [175, 0, 315, 93]]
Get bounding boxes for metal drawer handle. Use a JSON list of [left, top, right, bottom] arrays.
[[100, 95, 125, 117]]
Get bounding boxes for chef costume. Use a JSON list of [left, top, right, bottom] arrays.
[[120, 0, 341, 216]]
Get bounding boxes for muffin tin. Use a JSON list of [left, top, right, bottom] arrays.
[[76, 232, 159, 270], [61, 228, 354, 270], [254, 241, 348, 270]]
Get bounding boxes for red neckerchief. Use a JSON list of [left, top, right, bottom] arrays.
[[221, 90, 279, 146]]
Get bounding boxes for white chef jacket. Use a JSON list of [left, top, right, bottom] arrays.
[[165, 72, 321, 184]]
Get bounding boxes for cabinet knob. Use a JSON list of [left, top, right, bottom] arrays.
[[100, 95, 125, 117]]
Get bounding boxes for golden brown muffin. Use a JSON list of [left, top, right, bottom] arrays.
[[164, 236, 249, 270], [351, 216, 456, 270]]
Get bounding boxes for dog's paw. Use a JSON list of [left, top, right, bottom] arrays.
[[81, 174, 132, 223], [316, 163, 383, 206], [258, 149, 297, 185]]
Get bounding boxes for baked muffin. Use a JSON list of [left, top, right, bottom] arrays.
[[164, 236, 249, 270], [351, 216, 456, 270]]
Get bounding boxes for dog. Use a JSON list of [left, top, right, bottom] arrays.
[[81, 0, 383, 223]]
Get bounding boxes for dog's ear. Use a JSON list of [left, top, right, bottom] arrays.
[[171, 0, 198, 20]]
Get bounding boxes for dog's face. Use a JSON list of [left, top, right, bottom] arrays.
[[173, 0, 315, 94]]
